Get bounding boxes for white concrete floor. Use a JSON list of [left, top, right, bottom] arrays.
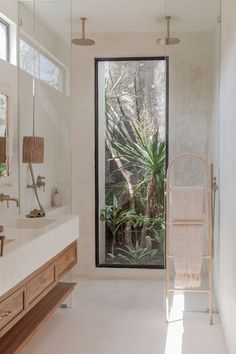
[[21, 280, 227, 354]]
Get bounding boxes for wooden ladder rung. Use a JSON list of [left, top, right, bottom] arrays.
[[167, 255, 212, 260], [167, 221, 208, 225], [167, 288, 210, 293]]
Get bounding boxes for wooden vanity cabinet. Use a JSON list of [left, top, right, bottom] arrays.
[[0, 241, 77, 352], [0, 287, 26, 336], [26, 262, 56, 307], [57, 242, 77, 278]]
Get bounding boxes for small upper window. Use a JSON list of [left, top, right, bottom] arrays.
[[19, 39, 65, 93], [0, 18, 9, 62]]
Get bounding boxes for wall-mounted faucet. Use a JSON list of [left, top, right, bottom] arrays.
[[26, 164, 45, 218], [37, 176, 46, 190], [27, 175, 46, 191], [0, 194, 20, 208]]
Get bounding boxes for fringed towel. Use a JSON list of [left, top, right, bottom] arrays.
[[171, 187, 205, 288], [171, 187, 205, 221], [173, 225, 203, 288]]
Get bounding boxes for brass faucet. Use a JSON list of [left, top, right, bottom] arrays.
[[0, 194, 20, 207], [27, 175, 46, 191]]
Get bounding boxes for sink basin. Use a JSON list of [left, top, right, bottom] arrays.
[[6, 218, 56, 229], [0, 214, 79, 296]]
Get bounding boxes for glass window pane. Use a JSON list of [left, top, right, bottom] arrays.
[[96, 58, 167, 268], [39, 54, 63, 92], [19, 39, 35, 76], [0, 20, 8, 61], [19, 39, 64, 93]]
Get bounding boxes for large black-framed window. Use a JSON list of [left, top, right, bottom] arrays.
[[95, 57, 169, 269], [0, 17, 10, 62]]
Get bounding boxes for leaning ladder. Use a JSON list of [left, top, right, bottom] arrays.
[[165, 153, 214, 325]]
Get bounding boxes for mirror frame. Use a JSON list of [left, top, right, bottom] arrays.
[[0, 84, 13, 186]]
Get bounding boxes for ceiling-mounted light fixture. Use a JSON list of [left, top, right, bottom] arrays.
[[156, 16, 180, 45], [72, 17, 95, 46]]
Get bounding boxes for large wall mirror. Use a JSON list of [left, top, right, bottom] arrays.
[[0, 85, 12, 185]]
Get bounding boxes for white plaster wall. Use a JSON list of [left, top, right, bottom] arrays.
[[218, 0, 236, 352], [0, 0, 72, 220], [18, 2, 72, 216], [71, 31, 217, 278], [0, 0, 19, 221]]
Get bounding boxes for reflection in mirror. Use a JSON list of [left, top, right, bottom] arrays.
[[0, 93, 8, 177]]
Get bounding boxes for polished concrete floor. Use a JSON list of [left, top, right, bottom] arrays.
[[21, 280, 227, 354]]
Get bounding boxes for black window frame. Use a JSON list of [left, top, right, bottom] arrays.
[[95, 56, 169, 269], [0, 17, 10, 62]]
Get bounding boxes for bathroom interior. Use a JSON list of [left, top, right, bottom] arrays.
[[0, 0, 235, 353]]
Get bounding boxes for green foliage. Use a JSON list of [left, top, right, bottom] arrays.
[[132, 213, 163, 230], [111, 119, 166, 211], [100, 205, 138, 254], [100, 205, 163, 235], [100, 205, 124, 237], [0, 163, 7, 177], [109, 242, 157, 265], [113, 119, 165, 183], [102, 65, 166, 265], [152, 221, 165, 251]]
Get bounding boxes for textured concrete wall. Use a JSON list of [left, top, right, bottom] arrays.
[[71, 31, 217, 278]]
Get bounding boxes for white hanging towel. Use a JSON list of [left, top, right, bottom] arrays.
[[171, 187, 205, 288], [171, 187, 205, 221], [173, 225, 204, 288]]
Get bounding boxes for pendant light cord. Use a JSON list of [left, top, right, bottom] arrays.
[[81, 17, 86, 39]]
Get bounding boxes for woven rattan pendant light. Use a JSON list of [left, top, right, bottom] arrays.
[[0, 137, 6, 163], [22, 0, 44, 164]]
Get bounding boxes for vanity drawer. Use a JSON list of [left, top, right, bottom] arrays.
[[27, 263, 56, 305], [57, 243, 77, 278], [0, 287, 25, 332]]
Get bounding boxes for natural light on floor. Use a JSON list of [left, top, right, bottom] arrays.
[[165, 293, 185, 354]]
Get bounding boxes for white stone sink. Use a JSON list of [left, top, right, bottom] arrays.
[[0, 215, 79, 296], [6, 218, 56, 229]]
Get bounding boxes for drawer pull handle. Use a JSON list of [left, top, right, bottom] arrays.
[[40, 278, 47, 285], [0, 310, 13, 319]]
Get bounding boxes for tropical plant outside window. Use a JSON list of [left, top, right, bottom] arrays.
[[96, 58, 167, 268], [0, 18, 9, 62], [19, 39, 65, 93]]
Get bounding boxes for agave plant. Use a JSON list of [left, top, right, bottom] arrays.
[[112, 119, 166, 218], [109, 241, 157, 265]]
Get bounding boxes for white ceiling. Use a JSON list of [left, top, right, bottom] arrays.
[[72, 0, 220, 33], [22, 0, 220, 37]]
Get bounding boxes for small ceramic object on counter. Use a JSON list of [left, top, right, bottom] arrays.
[[52, 188, 61, 207]]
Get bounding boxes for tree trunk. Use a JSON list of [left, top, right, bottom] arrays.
[[124, 221, 133, 248], [146, 175, 158, 218], [141, 176, 158, 247], [111, 231, 116, 254], [106, 136, 135, 209]]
